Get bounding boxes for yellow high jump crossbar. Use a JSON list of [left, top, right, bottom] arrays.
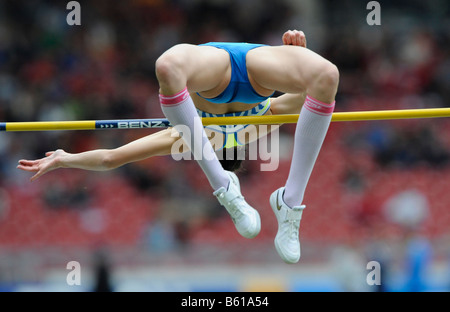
[[1, 107, 450, 132]]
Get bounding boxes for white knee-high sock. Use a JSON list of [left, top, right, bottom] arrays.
[[159, 87, 230, 191], [283, 95, 335, 208]]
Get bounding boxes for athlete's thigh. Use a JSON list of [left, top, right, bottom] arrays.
[[159, 44, 231, 93], [247, 45, 332, 94]]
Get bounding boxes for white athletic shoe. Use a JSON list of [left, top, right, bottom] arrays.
[[270, 187, 305, 264], [213, 171, 261, 239]]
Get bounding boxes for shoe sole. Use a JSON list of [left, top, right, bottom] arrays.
[[270, 189, 300, 264], [242, 210, 261, 239], [228, 171, 261, 239]]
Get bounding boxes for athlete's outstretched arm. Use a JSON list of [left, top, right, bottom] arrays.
[[17, 128, 179, 181]]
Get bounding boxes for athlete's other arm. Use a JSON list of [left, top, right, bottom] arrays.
[[269, 92, 306, 115], [282, 29, 307, 47], [270, 29, 307, 115]]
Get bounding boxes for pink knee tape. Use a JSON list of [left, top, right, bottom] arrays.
[[304, 95, 335, 116], [159, 87, 190, 106]]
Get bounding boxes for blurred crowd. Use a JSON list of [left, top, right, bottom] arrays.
[[0, 0, 448, 172], [0, 0, 449, 290]]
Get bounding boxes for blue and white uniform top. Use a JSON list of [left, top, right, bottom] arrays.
[[197, 98, 271, 149]]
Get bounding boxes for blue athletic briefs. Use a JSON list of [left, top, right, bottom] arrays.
[[197, 42, 275, 104]]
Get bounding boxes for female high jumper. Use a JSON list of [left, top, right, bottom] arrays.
[[18, 30, 339, 264]]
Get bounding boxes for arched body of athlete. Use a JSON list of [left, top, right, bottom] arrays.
[[18, 30, 339, 263]]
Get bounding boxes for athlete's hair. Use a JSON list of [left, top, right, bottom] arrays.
[[218, 146, 246, 173]]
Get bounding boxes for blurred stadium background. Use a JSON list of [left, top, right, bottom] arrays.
[[0, 0, 450, 292]]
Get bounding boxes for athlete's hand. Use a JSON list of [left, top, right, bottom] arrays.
[[17, 149, 66, 181], [282, 30, 307, 48]]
